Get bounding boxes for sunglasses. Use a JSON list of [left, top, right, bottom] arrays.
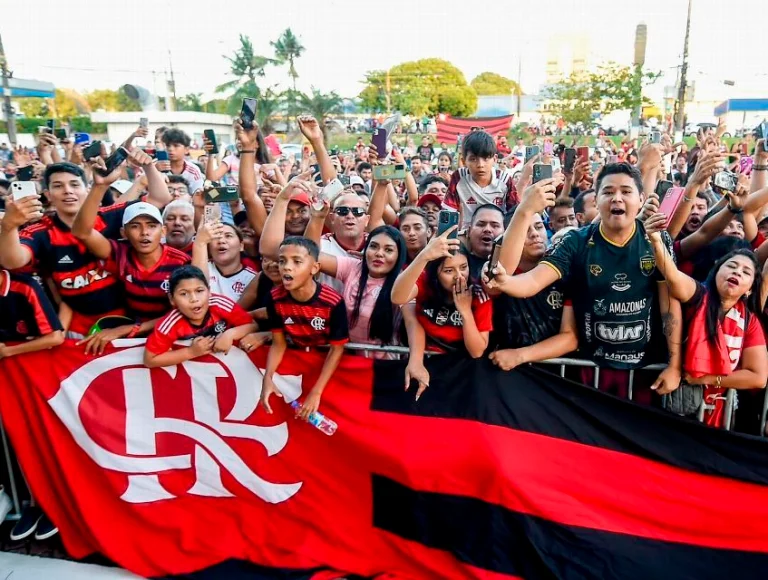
[[334, 206, 366, 217]]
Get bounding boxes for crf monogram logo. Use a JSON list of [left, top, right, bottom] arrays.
[[48, 347, 303, 505], [310, 317, 325, 331]]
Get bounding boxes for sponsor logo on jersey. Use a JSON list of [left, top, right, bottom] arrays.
[[593, 299, 607, 315], [310, 317, 326, 331], [603, 352, 644, 363], [589, 264, 603, 276], [584, 313, 592, 340], [214, 321, 227, 334], [466, 196, 477, 205], [284, 317, 294, 325], [640, 255, 656, 276], [610, 273, 631, 292], [595, 320, 646, 343], [609, 299, 647, 315], [60, 268, 111, 290], [58, 255, 74, 264]]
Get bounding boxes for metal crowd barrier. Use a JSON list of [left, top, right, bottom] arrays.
[[0, 344, 764, 524]]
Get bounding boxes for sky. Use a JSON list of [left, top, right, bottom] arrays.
[[3, 0, 767, 106]]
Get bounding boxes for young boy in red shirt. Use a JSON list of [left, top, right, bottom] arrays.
[[144, 265, 257, 367], [73, 201, 190, 354], [260, 236, 348, 421]]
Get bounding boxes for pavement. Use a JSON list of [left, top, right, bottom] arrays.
[[0, 552, 143, 579]]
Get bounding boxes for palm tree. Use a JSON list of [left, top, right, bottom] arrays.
[[297, 89, 343, 145], [271, 28, 305, 132], [256, 89, 281, 134], [217, 34, 277, 114]]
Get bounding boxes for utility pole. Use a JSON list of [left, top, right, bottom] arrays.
[[385, 69, 391, 114], [675, 0, 692, 132], [516, 54, 522, 120], [632, 23, 647, 129], [167, 50, 177, 112], [0, 32, 17, 146]]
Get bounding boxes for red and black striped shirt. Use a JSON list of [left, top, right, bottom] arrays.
[[266, 283, 349, 348], [145, 294, 253, 354], [106, 240, 190, 322], [19, 208, 129, 317], [0, 270, 62, 341]]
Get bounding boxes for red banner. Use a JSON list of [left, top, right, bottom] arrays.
[[2, 340, 768, 580], [435, 115, 514, 144]]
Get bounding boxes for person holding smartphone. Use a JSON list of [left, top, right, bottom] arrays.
[[391, 227, 492, 358]]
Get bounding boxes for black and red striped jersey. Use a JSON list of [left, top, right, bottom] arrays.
[[145, 294, 253, 354], [0, 270, 62, 341], [18, 208, 129, 317], [106, 240, 190, 322], [266, 283, 349, 348]]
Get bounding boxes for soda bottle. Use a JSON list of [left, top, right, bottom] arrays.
[[289, 400, 337, 436]]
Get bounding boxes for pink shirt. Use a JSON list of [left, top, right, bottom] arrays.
[[222, 155, 261, 186], [335, 256, 391, 355]]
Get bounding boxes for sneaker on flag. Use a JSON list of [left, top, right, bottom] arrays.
[[34, 513, 58, 540], [10, 505, 42, 541], [0, 486, 11, 522]]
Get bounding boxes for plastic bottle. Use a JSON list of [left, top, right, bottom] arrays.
[[290, 400, 337, 436]]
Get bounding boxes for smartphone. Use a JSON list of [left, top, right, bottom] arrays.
[[54, 128, 68, 140], [762, 123, 768, 152], [658, 186, 686, 228], [46, 119, 55, 131], [82, 141, 102, 161], [74, 132, 90, 146], [155, 150, 169, 162], [650, 130, 662, 144], [373, 163, 407, 180], [240, 98, 257, 130], [11, 181, 38, 201], [437, 210, 459, 238], [740, 143, 748, 156], [310, 163, 323, 186], [525, 146, 540, 163], [564, 148, 576, 173], [38, 125, 53, 135], [97, 147, 129, 176], [372, 128, 387, 159], [577, 146, 590, 163], [204, 204, 222, 225], [532, 164, 553, 183], [317, 178, 345, 207], [139, 117, 149, 129], [204, 185, 239, 204], [489, 239, 502, 273], [712, 170, 738, 193], [655, 180, 674, 199], [543, 141, 553, 155], [16, 165, 34, 182], [203, 129, 219, 154], [607, 154, 619, 164]]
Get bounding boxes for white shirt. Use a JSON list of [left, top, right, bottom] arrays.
[[319, 233, 366, 293], [207, 262, 257, 301]]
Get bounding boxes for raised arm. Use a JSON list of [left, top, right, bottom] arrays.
[[678, 187, 746, 259], [259, 180, 311, 260], [366, 179, 389, 232], [391, 229, 460, 305], [236, 120, 269, 237], [666, 151, 723, 239], [298, 116, 337, 185], [645, 214, 697, 303], [130, 149, 171, 208], [0, 197, 44, 269], [72, 161, 122, 259]]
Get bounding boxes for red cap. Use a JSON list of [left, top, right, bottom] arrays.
[[290, 192, 311, 207], [417, 193, 443, 208]]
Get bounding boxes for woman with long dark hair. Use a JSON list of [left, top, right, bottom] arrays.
[[391, 227, 492, 358], [647, 214, 768, 428], [315, 225, 406, 356]]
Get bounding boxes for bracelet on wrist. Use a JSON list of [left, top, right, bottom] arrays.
[[754, 164, 768, 171], [728, 205, 743, 214]]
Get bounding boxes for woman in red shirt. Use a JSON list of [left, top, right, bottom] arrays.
[[391, 227, 492, 358], [648, 219, 768, 428]]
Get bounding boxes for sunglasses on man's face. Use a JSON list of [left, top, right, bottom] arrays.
[[334, 206, 366, 217]]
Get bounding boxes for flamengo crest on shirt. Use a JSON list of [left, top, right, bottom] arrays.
[[49, 346, 303, 505]]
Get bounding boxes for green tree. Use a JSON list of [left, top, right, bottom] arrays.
[[358, 59, 477, 117], [86, 89, 140, 112], [545, 62, 661, 126], [271, 28, 305, 131], [16, 98, 47, 118], [217, 34, 277, 113], [176, 93, 205, 112], [471, 72, 521, 96], [297, 89, 343, 144]]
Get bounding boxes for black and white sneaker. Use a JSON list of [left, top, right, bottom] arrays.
[[0, 486, 11, 522], [10, 505, 42, 541], [34, 514, 58, 540]]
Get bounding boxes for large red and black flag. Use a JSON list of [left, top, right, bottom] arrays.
[[1, 340, 767, 579], [436, 115, 514, 144]]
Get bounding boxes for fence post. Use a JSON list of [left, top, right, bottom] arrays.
[[723, 389, 736, 431], [0, 413, 21, 518], [627, 369, 635, 401], [761, 388, 768, 437]]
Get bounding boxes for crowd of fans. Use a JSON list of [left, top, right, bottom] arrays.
[[1, 113, 768, 541]]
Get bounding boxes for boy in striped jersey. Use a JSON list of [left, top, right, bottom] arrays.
[[260, 236, 348, 422], [144, 266, 256, 368]]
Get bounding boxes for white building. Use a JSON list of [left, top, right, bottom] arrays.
[[89, 111, 236, 148]]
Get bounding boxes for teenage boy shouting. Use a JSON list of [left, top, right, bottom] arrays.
[[260, 236, 349, 422]]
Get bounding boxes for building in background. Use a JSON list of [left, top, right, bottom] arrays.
[[545, 34, 590, 85], [90, 111, 236, 148]]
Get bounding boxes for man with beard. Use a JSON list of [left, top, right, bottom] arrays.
[[162, 201, 196, 255], [398, 208, 431, 264], [464, 204, 505, 282]]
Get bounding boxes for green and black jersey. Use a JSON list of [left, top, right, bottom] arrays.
[[540, 220, 674, 369]]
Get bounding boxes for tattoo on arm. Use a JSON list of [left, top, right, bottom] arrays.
[[661, 312, 677, 338]]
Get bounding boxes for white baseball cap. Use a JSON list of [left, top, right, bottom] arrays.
[[349, 175, 365, 187], [110, 180, 133, 195], [122, 202, 163, 226]]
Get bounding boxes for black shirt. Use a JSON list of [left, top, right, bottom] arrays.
[[492, 277, 564, 350], [540, 220, 673, 369]]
